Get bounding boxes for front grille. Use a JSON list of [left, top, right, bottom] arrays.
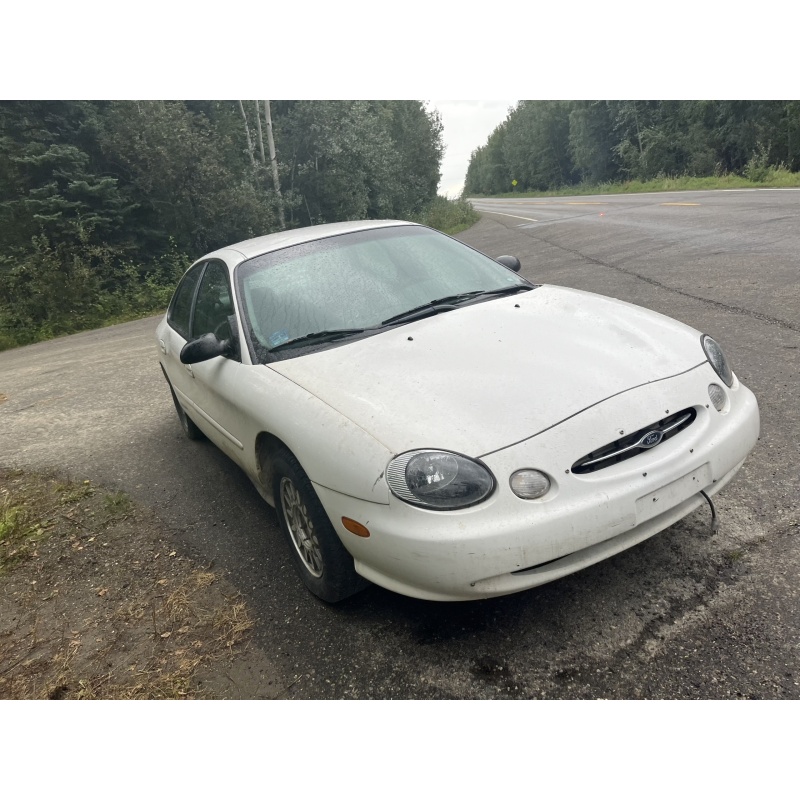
[[571, 407, 697, 475]]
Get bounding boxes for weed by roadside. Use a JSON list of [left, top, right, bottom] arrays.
[[414, 195, 480, 235], [1, 469, 56, 574]]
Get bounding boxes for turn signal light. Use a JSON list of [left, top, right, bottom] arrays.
[[510, 469, 551, 499], [708, 383, 726, 412], [342, 517, 371, 537]]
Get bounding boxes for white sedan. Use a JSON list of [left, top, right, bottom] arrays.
[[155, 220, 760, 602]]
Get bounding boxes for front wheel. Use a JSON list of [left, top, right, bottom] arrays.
[[169, 386, 204, 440], [272, 449, 367, 603]]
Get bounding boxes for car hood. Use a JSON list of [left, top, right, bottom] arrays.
[[268, 285, 706, 456]]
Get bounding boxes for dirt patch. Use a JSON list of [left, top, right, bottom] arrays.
[[0, 468, 254, 699]]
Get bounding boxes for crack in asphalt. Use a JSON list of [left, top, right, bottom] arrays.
[[546, 238, 800, 332], [575, 525, 800, 699], [538, 554, 748, 699], [485, 213, 800, 333]]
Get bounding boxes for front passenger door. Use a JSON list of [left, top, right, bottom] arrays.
[[162, 261, 205, 418], [186, 260, 250, 463]]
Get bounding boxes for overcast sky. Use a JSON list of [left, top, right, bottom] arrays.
[[429, 100, 517, 198]]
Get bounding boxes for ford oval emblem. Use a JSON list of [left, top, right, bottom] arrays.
[[640, 430, 664, 448]]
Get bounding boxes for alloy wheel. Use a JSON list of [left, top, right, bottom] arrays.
[[280, 477, 324, 577]]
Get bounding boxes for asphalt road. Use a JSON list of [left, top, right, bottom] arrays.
[[2, 188, 798, 698]]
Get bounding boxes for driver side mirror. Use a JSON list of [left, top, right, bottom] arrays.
[[496, 255, 521, 272], [180, 333, 232, 364]]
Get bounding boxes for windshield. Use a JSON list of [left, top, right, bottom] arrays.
[[235, 225, 532, 362]]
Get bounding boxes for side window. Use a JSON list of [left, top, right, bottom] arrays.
[[192, 261, 234, 340], [168, 262, 204, 339]]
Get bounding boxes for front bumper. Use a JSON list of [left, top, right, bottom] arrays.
[[315, 363, 760, 601]]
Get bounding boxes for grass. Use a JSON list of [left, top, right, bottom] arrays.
[[413, 195, 481, 235], [0, 500, 39, 571], [47, 579, 254, 699], [56, 479, 95, 504], [103, 490, 134, 519], [0, 470, 52, 573], [0, 469, 255, 699], [469, 166, 800, 199]]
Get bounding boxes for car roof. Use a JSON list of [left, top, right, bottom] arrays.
[[201, 219, 419, 265]]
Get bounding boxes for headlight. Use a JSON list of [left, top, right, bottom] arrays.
[[386, 450, 495, 510], [701, 334, 733, 387]]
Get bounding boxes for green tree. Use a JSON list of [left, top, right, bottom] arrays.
[[569, 101, 618, 184], [274, 100, 442, 225], [0, 99, 446, 349], [502, 101, 574, 190], [372, 100, 443, 215], [0, 101, 132, 252], [98, 101, 278, 255], [464, 119, 510, 195]]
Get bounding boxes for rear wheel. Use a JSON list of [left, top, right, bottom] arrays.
[[272, 448, 367, 603]]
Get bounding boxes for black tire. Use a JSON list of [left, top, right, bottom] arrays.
[[169, 386, 204, 441], [272, 448, 367, 603]]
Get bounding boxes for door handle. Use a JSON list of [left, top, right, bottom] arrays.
[[158, 338, 167, 354], [185, 364, 194, 377]]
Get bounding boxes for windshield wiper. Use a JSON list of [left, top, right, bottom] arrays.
[[380, 291, 488, 326], [428, 290, 485, 305], [269, 327, 370, 352], [380, 302, 459, 326], [468, 285, 533, 300], [380, 286, 533, 327]]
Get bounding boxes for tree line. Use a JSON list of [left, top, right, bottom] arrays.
[[464, 101, 800, 194], [0, 100, 444, 349]]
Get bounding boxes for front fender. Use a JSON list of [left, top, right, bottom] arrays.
[[238, 365, 392, 506]]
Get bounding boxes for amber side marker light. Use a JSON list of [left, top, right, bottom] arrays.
[[342, 517, 371, 538]]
